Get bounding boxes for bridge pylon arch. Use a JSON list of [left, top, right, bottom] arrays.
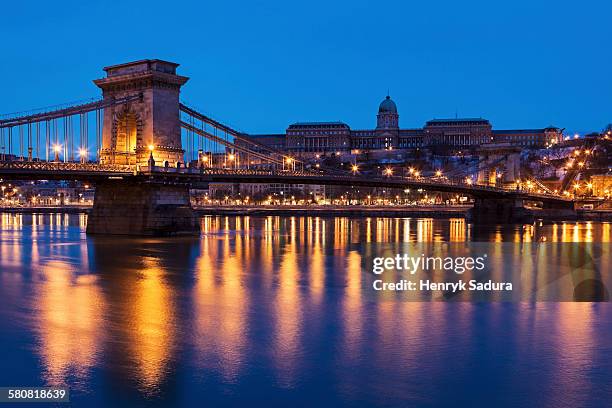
[[94, 59, 188, 167]]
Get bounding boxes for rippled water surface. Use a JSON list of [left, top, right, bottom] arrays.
[[0, 213, 611, 407]]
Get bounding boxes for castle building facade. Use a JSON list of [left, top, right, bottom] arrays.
[[248, 95, 564, 155]]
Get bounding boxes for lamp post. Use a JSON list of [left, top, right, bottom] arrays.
[[285, 157, 294, 172], [147, 145, 155, 170], [53, 144, 61, 162], [78, 148, 87, 164]]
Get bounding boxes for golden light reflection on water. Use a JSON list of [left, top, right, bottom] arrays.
[[35, 261, 105, 386], [0, 213, 609, 401], [128, 256, 177, 393], [342, 251, 363, 358], [273, 229, 302, 388], [193, 229, 249, 382]]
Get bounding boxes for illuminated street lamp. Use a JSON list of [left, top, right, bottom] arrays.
[[435, 170, 442, 177], [147, 145, 155, 168], [384, 167, 393, 177], [351, 164, 359, 174], [285, 156, 294, 171], [78, 148, 87, 163], [53, 144, 61, 162], [466, 177, 473, 185]]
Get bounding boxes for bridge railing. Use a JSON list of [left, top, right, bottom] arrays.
[[141, 165, 513, 191], [0, 160, 571, 201], [0, 160, 133, 173]]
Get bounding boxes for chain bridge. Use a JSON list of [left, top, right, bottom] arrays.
[[0, 60, 574, 235]]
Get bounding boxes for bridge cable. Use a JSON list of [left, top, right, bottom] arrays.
[[36, 122, 40, 161], [8, 127, 12, 156], [45, 120, 50, 162]]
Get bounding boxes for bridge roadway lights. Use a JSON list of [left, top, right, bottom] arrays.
[[86, 179, 200, 236]]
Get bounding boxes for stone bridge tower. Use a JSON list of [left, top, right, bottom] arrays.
[[94, 59, 188, 167], [87, 60, 199, 236], [477, 143, 521, 187]]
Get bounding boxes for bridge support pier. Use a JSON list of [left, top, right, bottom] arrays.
[[86, 180, 200, 236], [468, 198, 533, 224]]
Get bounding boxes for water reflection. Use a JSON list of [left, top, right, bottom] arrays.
[[129, 256, 177, 392], [0, 214, 610, 406], [35, 261, 105, 387], [193, 228, 249, 383]]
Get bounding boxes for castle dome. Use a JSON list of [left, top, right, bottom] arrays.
[[378, 95, 397, 114]]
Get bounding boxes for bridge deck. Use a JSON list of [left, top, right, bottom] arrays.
[[0, 161, 573, 204]]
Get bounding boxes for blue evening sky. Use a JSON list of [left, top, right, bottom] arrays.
[[1, 0, 610, 134]]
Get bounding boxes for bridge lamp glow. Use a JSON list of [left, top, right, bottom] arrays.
[[228, 154, 235, 161], [285, 157, 293, 164], [202, 155, 209, 162], [148, 144, 155, 151], [384, 167, 393, 176], [351, 164, 359, 173], [408, 167, 415, 174], [53, 144, 61, 153], [578, 162, 585, 167], [78, 148, 87, 157], [435, 170, 442, 177], [414, 171, 421, 177], [466, 177, 473, 185], [574, 183, 580, 190], [587, 183, 593, 189]]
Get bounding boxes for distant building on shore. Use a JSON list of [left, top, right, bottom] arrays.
[[246, 95, 564, 155]]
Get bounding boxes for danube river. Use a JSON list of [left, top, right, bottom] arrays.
[[0, 213, 610, 407]]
